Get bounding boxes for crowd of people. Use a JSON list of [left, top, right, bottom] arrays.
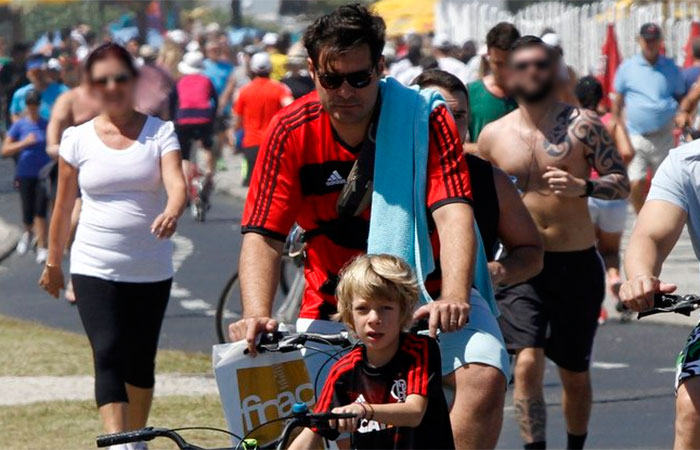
[[1, 2, 699, 450]]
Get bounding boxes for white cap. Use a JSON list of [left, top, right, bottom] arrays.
[[167, 29, 187, 45], [262, 32, 279, 46], [250, 52, 272, 74], [47, 58, 61, 71], [205, 22, 221, 34], [432, 34, 452, 49], [541, 33, 561, 48], [178, 51, 205, 75], [139, 45, 157, 60], [186, 40, 200, 52]]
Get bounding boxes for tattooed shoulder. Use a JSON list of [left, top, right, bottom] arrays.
[[542, 105, 578, 158]]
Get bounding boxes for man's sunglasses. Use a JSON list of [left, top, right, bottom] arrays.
[[511, 59, 551, 72], [317, 68, 374, 90], [91, 73, 132, 86]]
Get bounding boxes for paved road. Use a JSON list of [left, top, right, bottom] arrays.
[[0, 157, 697, 448]]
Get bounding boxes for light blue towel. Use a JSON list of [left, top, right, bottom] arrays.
[[367, 77, 498, 316]]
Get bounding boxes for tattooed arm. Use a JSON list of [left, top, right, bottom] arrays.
[[574, 109, 630, 200]]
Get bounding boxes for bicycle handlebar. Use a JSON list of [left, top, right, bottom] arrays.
[[248, 330, 353, 354], [96, 427, 160, 447], [637, 293, 700, 319]]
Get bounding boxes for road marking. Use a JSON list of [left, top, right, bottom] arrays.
[[170, 283, 191, 298], [592, 362, 629, 370], [180, 299, 213, 311], [171, 233, 194, 272], [655, 367, 676, 373]]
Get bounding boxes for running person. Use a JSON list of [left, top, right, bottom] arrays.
[[228, 6, 506, 449], [478, 36, 630, 449], [2, 90, 50, 263], [575, 76, 635, 322], [619, 137, 700, 450], [412, 69, 543, 447], [46, 67, 102, 302]]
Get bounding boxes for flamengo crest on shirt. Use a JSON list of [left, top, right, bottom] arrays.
[[325, 170, 346, 187]]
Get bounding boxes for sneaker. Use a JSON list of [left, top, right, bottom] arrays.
[[35, 247, 48, 264], [16, 232, 31, 255], [598, 307, 608, 325]]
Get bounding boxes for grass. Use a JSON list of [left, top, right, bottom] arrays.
[[0, 395, 230, 450], [0, 315, 229, 449], [0, 315, 211, 376]]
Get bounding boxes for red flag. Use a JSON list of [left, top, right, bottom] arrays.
[[598, 23, 621, 109], [685, 22, 700, 68]]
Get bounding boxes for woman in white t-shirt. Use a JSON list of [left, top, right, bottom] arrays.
[[39, 43, 187, 440]]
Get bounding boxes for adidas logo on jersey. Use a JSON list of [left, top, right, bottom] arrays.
[[325, 170, 346, 186]]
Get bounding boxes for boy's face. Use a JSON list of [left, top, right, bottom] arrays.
[[351, 296, 402, 355]]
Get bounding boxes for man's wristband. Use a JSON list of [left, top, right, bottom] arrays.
[[580, 180, 594, 197]]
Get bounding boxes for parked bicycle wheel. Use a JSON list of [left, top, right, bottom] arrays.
[[215, 271, 241, 343]]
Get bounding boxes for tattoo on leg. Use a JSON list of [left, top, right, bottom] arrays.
[[514, 397, 547, 443]]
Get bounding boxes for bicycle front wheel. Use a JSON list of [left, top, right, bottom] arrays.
[[215, 271, 241, 343]]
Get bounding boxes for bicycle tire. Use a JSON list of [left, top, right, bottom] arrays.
[[216, 271, 240, 343]]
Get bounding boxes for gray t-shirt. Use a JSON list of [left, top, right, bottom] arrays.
[[647, 142, 700, 259]]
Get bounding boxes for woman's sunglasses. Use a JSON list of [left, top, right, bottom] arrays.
[[317, 68, 374, 90], [511, 59, 551, 72], [91, 73, 132, 87]]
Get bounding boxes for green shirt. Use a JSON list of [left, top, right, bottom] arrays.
[[467, 79, 517, 141]]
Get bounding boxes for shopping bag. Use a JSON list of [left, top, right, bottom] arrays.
[[213, 339, 314, 446]]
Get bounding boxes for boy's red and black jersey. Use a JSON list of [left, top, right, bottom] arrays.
[[313, 334, 454, 449], [241, 91, 471, 320]]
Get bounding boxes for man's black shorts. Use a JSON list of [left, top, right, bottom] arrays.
[[175, 123, 214, 161], [495, 246, 605, 372]]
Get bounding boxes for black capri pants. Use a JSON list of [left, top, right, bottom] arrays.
[[72, 274, 172, 407], [17, 177, 48, 225]]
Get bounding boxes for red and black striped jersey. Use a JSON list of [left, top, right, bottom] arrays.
[[313, 334, 454, 449], [241, 91, 472, 320]]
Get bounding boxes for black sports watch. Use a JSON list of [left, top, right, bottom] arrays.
[[580, 180, 595, 197]]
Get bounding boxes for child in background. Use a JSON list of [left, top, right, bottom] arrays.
[[2, 89, 50, 263], [289, 254, 454, 450]]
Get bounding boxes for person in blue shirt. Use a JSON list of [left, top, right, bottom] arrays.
[[612, 23, 686, 214], [203, 39, 234, 153], [9, 54, 69, 123], [619, 139, 700, 449], [1, 89, 50, 263]]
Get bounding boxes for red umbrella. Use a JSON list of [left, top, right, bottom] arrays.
[[598, 23, 621, 110], [684, 22, 700, 68]]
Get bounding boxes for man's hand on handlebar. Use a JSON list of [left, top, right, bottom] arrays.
[[228, 316, 279, 356], [619, 275, 677, 312], [413, 298, 470, 338]]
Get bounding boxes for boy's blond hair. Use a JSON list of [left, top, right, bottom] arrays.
[[334, 254, 419, 331]]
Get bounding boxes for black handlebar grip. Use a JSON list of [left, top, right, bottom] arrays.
[[96, 427, 157, 447]]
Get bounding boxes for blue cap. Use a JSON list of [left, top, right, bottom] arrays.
[[26, 55, 46, 71], [292, 402, 308, 415]]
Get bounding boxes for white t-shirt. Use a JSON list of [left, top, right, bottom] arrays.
[[59, 115, 181, 282]]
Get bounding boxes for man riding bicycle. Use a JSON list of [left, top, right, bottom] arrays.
[[229, 5, 509, 449], [619, 138, 700, 448]]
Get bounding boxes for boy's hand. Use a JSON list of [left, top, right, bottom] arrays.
[[330, 403, 365, 433]]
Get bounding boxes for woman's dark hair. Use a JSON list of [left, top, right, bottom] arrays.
[[412, 69, 469, 101], [84, 42, 139, 81], [575, 75, 603, 110], [486, 22, 521, 51], [303, 4, 386, 71]]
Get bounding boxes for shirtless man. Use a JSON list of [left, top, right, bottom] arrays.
[[46, 77, 101, 302], [478, 36, 630, 449]]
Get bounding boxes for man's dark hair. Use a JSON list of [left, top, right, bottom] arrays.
[[693, 36, 700, 60], [419, 55, 438, 71], [412, 69, 469, 100], [509, 35, 557, 61], [303, 4, 386, 71], [486, 22, 521, 51], [575, 75, 603, 110]]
